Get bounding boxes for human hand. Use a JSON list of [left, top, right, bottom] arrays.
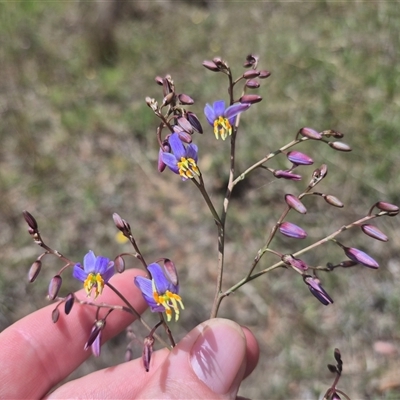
[[0, 269, 259, 399]]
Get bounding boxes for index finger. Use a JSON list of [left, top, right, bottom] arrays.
[[0, 268, 148, 399]]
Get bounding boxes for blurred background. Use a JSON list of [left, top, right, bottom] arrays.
[[1, 1, 400, 398]]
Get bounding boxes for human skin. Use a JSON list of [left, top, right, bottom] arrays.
[[0, 269, 259, 399]]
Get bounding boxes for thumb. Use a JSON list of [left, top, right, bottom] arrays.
[[138, 318, 248, 399]]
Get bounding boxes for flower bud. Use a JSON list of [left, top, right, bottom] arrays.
[[258, 70, 271, 79], [343, 246, 379, 269], [154, 76, 164, 86], [143, 335, 155, 372], [334, 348, 342, 365], [64, 293, 75, 315], [298, 127, 322, 140], [23, 210, 38, 231], [163, 258, 179, 286], [281, 254, 308, 271], [187, 112, 203, 134], [243, 54, 258, 67], [361, 224, 388, 242], [323, 194, 344, 208], [85, 320, 106, 357], [162, 92, 174, 106], [239, 94, 262, 104], [243, 70, 260, 79], [202, 60, 219, 71], [177, 117, 193, 134], [279, 221, 307, 239], [114, 255, 125, 273], [113, 213, 131, 235], [48, 275, 62, 300], [178, 93, 194, 105], [145, 97, 158, 112], [245, 79, 260, 89], [52, 308, 60, 323], [320, 129, 344, 138], [176, 130, 192, 144], [286, 151, 314, 165], [274, 170, 302, 181], [285, 194, 307, 214], [304, 276, 334, 305], [28, 260, 42, 282], [376, 201, 399, 216], [328, 141, 352, 152]]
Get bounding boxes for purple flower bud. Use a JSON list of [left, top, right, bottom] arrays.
[[361, 224, 388, 242], [176, 130, 192, 144], [163, 258, 179, 286], [323, 194, 344, 208], [279, 221, 307, 239], [187, 112, 203, 134], [114, 255, 125, 273], [285, 194, 307, 214], [274, 170, 302, 181], [64, 293, 75, 315], [344, 246, 379, 269], [113, 213, 131, 235], [202, 60, 219, 72], [281, 254, 308, 271], [243, 70, 260, 79], [48, 275, 62, 300], [155, 76, 164, 86], [239, 94, 262, 104], [162, 92, 174, 106], [376, 201, 399, 216], [258, 70, 271, 79], [23, 210, 38, 231], [85, 320, 106, 357], [245, 79, 260, 89], [286, 151, 314, 165], [143, 335, 155, 372], [328, 141, 352, 152], [52, 308, 60, 323], [243, 54, 258, 67], [177, 117, 194, 134], [28, 260, 42, 283], [304, 276, 334, 306], [178, 93, 194, 105], [298, 127, 322, 140]]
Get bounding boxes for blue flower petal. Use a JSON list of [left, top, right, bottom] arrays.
[[72, 264, 87, 282], [83, 251, 96, 273], [102, 262, 115, 283], [186, 143, 198, 162], [213, 100, 226, 117], [168, 133, 185, 160], [224, 103, 250, 120], [134, 276, 164, 312], [148, 263, 172, 294], [95, 256, 109, 275], [162, 152, 180, 174], [204, 103, 216, 125]]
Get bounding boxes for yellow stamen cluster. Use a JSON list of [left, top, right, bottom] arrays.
[[177, 157, 200, 179], [152, 282, 185, 322], [84, 273, 105, 299], [213, 116, 232, 140]]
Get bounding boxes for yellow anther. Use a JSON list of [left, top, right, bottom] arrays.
[[84, 273, 105, 299], [213, 116, 232, 140]]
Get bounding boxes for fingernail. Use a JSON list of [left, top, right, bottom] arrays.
[[190, 319, 246, 395]]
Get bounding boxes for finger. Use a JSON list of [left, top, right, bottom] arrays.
[[0, 268, 148, 399], [241, 326, 259, 379], [46, 319, 256, 400]]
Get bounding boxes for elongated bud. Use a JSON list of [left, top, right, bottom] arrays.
[[113, 213, 131, 235], [64, 293, 75, 315], [162, 92, 174, 106], [239, 94, 262, 104], [258, 70, 271, 79], [178, 93, 194, 105], [334, 348, 342, 365], [298, 127, 322, 140], [281, 254, 308, 272], [245, 79, 260, 89], [323, 194, 344, 208], [23, 210, 38, 231], [176, 130, 192, 144], [28, 260, 42, 282], [85, 320, 106, 356], [52, 308, 60, 323], [155, 76, 164, 85], [48, 275, 62, 300], [327, 364, 337, 373], [375, 201, 399, 216], [187, 112, 203, 133], [114, 255, 125, 273], [309, 164, 328, 187], [279, 221, 307, 239], [304, 275, 334, 306], [145, 97, 158, 112], [143, 336, 155, 372], [274, 170, 302, 181], [163, 258, 179, 286], [285, 194, 307, 214], [286, 151, 314, 165], [361, 224, 388, 242], [328, 141, 352, 152], [343, 246, 379, 269], [202, 60, 219, 72], [243, 70, 260, 79], [177, 117, 193, 134]]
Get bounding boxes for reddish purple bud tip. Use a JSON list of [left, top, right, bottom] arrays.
[[304, 276, 334, 306], [23, 210, 38, 231], [376, 201, 399, 216], [187, 112, 203, 134], [328, 141, 352, 152], [28, 260, 42, 282], [114, 255, 125, 273], [281, 254, 308, 271], [258, 70, 271, 79], [323, 194, 344, 208], [285, 194, 307, 214], [279, 221, 307, 239], [202, 60, 220, 72], [178, 93, 194, 105], [298, 127, 322, 140], [52, 308, 60, 323], [286, 150, 314, 166], [344, 247, 379, 269], [361, 224, 388, 242], [239, 94, 262, 104], [243, 70, 260, 79], [245, 79, 260, 89], [64, 293, 75, 315], [48, 275, 62, 300], [143, 336, 155, 372], [163, 258, 179, 286], [274, 170, 302, 181]]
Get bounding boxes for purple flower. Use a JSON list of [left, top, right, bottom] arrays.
[[134, 262, 184, 322], [343, 246, 379, 269], [161, 133, 200, 180], [304, 276, 334, 306], [279, 221, 307, 239], [204, 100, 250, 140], [72, 251, 114, 299]]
